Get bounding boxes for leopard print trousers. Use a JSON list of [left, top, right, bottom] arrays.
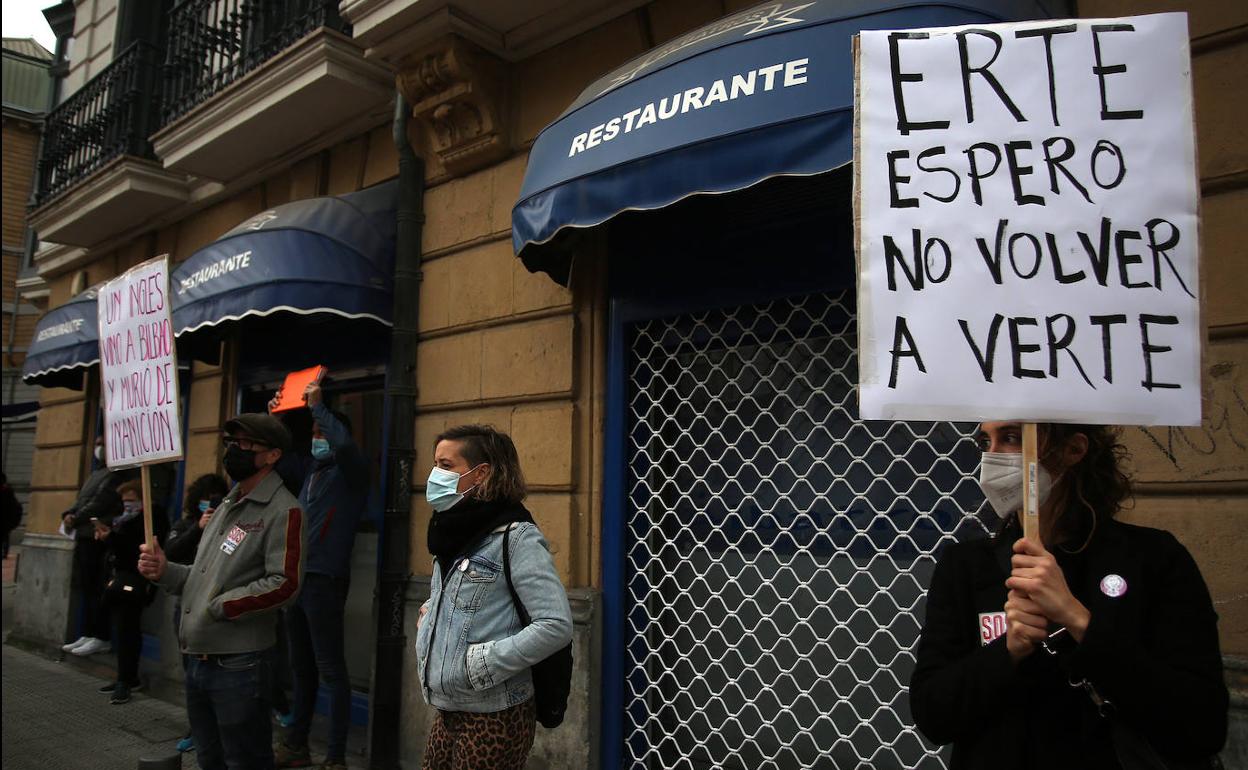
[[421, 699, 536, 770]]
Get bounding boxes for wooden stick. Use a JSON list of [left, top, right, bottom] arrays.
[[140, 463, 155, 549], [1020, 423, 1040, 543]]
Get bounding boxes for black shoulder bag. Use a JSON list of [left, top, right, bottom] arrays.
[[502, 524, 574, 729], [1045, 629, 1222, 770]]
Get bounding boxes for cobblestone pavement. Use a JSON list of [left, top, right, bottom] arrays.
[[2, 643, 190, 770]]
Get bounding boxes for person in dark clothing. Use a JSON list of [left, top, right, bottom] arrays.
[[166, 473, 230, 567], [93, 478, 169, 704], [1, 472, 21, 559], [62, 438, 136, 656], [271, 380, 368, 770], [910, 422, 1228, 770]]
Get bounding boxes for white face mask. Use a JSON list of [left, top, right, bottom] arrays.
[[978, 452, 1055, 519], [94, 445, 104, 462]]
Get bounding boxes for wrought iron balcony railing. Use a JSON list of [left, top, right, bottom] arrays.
[[34, 41, 163, 207], [162, 0, 350, 126]]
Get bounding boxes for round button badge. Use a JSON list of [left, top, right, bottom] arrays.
[[1099, 573, 1128, 598]]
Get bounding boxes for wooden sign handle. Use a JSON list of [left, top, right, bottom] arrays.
[[140, 464, 155, 550], [1020, 423, 1040, 543]]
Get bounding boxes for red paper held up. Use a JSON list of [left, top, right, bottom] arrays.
[[271, 365, 327, 413]]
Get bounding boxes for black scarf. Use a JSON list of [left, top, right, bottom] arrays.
[[427, 497, 534, 574]]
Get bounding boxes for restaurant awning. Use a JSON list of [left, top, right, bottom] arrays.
[[21, 285, 101, 390], [171, 181, 398, 360], [512, 0, 1052, 283]]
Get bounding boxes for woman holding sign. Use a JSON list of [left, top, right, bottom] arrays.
[[910, 422, 1227, 769], [93, 479, 168, 704]]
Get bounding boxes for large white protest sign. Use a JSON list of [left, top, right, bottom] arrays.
[[855, 13, 1200, 425], [98, 256, 184, 467]]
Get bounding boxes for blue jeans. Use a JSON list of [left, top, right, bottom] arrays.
[[185, 649, 275, 770], [285, 573, 351, 762]]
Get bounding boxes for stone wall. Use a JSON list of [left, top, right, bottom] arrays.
[[1077, 0, 1248, 658]]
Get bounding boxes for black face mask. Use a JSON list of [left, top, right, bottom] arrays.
[[223, 445, 260, 483]]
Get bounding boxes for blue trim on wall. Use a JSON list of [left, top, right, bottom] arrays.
[[314, 686, 371, 726], [141, 632, 161, 661], [600, 296, 628, 770]]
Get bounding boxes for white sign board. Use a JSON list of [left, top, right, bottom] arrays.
[[855, 13, 1201, 425], [98, 256, 184, 467]]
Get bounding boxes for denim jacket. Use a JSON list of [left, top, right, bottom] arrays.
[[415, 521, 573, 713]]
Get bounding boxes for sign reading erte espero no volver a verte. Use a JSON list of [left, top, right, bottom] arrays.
[[855, 13, 1201, 426], [97, 256, 184, 467]]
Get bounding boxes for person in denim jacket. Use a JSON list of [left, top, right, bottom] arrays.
[[415, 425, 572, 770]]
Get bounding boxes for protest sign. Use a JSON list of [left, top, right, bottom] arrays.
[[98, 256, 183, 545], [98, 256, 184, 466], [855, 13, 1201, 427]]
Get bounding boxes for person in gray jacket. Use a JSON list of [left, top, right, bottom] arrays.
[[139, 413, 306, 770], [415, 424, 573, 770]]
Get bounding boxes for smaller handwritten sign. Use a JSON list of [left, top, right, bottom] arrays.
[[98, 256, 184, 467]]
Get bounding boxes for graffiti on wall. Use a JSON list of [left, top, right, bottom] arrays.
[[1132, 359, 1248, 481]]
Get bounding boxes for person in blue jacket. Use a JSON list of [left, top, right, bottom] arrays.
[[270, 379, 369, 770]]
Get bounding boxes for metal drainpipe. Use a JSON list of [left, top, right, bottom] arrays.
[[368, 89, 423, 769]]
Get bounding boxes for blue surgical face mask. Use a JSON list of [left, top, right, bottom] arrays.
[[117, 500, 142, 523], [198, 499, 211, 513], [426, 465, 481, 513], [311, 438, 333, 461]]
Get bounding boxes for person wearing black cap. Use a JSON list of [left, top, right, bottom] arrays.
[[139, 412, 306, 770]]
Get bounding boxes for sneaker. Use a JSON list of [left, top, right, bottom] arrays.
[[97, 680, 142, 694], [273, 742, 311, 768], [62, 636, 90, 653], [176, 736, 195, 753], [109, 683, 132, 705], [72, 637, 110, 656]]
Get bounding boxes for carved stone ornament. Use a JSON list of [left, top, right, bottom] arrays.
[[396, 36, 510, 177]]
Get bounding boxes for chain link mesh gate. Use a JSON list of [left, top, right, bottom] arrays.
[[622, 291, 989, 770]]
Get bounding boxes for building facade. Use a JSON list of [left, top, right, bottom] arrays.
[[2, 36, 53, 510], [11, 1, 1247, 768]]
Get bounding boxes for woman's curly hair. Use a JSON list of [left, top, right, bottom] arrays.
[[1039, 424, 1134, 548], [183, 473, 229, 518]]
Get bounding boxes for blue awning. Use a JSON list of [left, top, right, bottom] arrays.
[[513, 0, 1054, 281], [21, 285, 101, 389], [1, 401, 40, 423], [171, 181, 398, 347]]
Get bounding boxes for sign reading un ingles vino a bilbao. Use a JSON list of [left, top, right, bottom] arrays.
[[97, 256, 184, 467], [854, 13, 1201, 425]]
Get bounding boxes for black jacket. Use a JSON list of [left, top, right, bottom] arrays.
[[910, 518, 1227, 770], [104, 505, 169, 577], [165, 514, 204, 565], [65, 468, 131, 539]]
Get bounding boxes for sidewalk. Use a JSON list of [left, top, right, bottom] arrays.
[[2, 541, 369, 769], [2, 643, 190, 770], [2, 642, 371, 770]]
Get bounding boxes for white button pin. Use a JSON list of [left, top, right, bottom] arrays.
[[1099, 574, 1127, 598]]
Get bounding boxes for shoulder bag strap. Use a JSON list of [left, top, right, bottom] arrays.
[[502, 524, 532, 626]]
